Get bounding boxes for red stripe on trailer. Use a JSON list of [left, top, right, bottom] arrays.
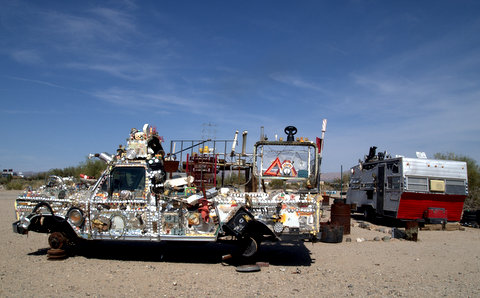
[[397, 192, 466, 221]]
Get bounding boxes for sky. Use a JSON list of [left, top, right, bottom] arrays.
[[1, 0, 479, 174]]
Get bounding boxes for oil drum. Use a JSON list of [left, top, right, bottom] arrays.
[[331, 201, 351, 235]]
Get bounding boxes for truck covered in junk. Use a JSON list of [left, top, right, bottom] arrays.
[[13, 123, 327, 259], [346, 147, 468, 224]]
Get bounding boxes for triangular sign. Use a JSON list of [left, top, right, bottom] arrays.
[[264, 157, 283, 176]]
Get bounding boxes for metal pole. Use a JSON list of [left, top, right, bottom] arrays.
[[340, 165, 343, 200]]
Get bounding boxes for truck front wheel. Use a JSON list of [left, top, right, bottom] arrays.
[[48, 232, 67, 249]]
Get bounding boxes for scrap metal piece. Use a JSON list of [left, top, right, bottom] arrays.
[[235, 264, 261, 273]]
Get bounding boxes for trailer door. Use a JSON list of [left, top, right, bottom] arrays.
[[376, 165, 385, 215]]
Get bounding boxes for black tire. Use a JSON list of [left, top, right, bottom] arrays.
[[240, 237, 258, 258], [363, 207, 375, 222]]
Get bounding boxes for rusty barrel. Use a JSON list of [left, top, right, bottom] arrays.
[[331, 201, 351, 235], [321, 195, 331, 206]]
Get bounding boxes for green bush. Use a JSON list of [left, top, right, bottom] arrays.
[[269, 179, 285, 189], [220, 172, 246, 186], [3, 157, 108, 190], [6, 179, 26, 190], [434, 152, 480, 210]]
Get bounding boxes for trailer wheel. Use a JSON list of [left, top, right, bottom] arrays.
[[363, 207, 375, 222]]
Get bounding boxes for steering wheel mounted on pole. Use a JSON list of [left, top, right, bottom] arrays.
[[284, 126, 297, 142]]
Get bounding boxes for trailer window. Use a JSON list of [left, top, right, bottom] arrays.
[[445, 179, 466, 195], [430, 180, 445, 192], [387, 176, 401, 190], [387, 162, 400, 174], [407, 177, 428, 192]]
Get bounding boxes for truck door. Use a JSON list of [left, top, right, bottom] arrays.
[[91, 166, 148, 240], [376, 165, 385, 215]]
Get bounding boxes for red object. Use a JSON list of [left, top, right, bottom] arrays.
[[80, 174, 94, 179], [396, 192, 465, 221], [424, 207, 447, 220], [264, 157, 283, 176], [214, 154, 217, 187], [316, 137, 322, 153], [198, 198, 210, 223], [264, 158, 297, 177]]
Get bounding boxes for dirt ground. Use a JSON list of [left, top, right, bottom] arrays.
[[1, 190, 480, 297]]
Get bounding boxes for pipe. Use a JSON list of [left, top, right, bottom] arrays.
[[242, 130, 248, 156], [89, 152, 113, 163], [231, 130, 239, 156]]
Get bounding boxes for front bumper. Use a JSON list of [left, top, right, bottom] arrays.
[[12, 220, 29, 235]]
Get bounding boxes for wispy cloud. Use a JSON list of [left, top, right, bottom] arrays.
[[39, 7, 137, 44], [269, 73, 332, 95], [10, 49, 44, 65], [1, 109, 61, 115], [92, 87, 217, 114], [65, 61, 160, 81], [5, 76, 65, 89]]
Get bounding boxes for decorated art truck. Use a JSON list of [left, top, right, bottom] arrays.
[[346, 147, 468, 223], [13, 124, 325, 259]]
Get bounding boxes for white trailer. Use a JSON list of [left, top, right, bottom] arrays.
[[346, 147, 468, 222]]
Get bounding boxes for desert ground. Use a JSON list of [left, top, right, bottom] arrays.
[[1, 190, 480, 297]]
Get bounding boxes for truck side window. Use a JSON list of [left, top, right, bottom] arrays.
[[111, 167, 146, 192]]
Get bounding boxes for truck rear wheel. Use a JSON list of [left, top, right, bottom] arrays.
[[240, 236, 258, 258]]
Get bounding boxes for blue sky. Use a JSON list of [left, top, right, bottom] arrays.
[[1, 0, 479, 173]]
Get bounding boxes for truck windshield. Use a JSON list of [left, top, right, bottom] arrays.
[[111, 167, 146, 192]]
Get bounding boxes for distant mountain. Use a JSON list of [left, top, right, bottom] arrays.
[[20, 171, 39, 178], [320, 172, 341, 182]]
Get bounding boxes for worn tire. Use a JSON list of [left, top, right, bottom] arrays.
[[240, 237, 258, 258], [47, 254, 67, 260], [47, 248, 67, 260], [363, 207, 375, 222], [48, 232, 66, 249]]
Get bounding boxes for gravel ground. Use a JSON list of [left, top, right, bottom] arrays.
[[1, 190, 480, 297]]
